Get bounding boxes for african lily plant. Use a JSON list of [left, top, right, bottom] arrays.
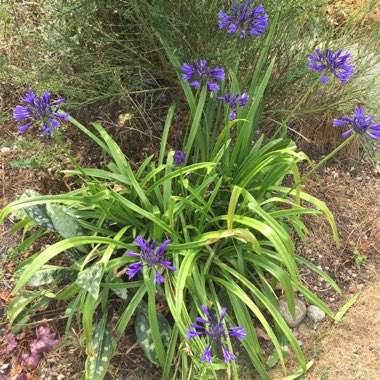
[[2, 1, 377, 379]]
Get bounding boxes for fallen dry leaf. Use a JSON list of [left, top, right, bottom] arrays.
[[255, 327, 270, 341]]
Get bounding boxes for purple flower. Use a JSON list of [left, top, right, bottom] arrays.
[[333, 107, 380, 140], [219, 1, 268, 39], [186, 305, 246, 363], [5, 333, 17, 353], [217, 92, 249, 120], [173, 150, 186, 167], [29, 326, 59, 354], [124, 236, 176, 284], [181, 60, 225, 92], [13, 91, 68, 134], [308, 48, 355, 84]]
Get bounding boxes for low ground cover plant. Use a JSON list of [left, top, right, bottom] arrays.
[[1, 2, 379, 380]]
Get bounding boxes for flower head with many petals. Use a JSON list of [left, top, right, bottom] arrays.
[[124, 236, 176, 284], [333, 107, 380, 140], [186, 305, 246, 363], [217, 91, 249, 120], [13, 91, 68, 134], [219, 1, 268, 39], [181, 60, 225, 92], [308, 48, 355, 84]]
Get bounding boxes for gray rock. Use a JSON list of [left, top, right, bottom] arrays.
[[307, 305, 326, 323], [0, 147, 10, 153], [279, 298, 307, 328]]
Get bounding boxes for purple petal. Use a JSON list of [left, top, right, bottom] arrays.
[[333, 119, 349, 127], [228, 109, 237, 120], [200, 305, 212, 322], [17, 121, 33, 133], [186, 329, 204, 339], [22, 92, 36, 105], [366, 131, 380, 140], [228, 326, 247, 340], [52, 98, 65, 105], [134, 235, 148, 249], [342, 129, 353, 138], [219, 307, 227, 321], [13, 105, 32, 121], [156, 239, 171, 255], [154, 270, 165, 285], [208, 68, 225, 82], [201, 345, 212, 363], [125, 251, 141, 257], [222, 344, 236, 363], [125, 262, 143, 279], [160, 261, 176, 271], [207, 82, 219, 92], [189, 80, 201, 88]]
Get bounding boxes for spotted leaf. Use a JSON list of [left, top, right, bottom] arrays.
[[75, 262, 104, 300]]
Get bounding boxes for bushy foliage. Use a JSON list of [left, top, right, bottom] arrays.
[[1, 2, 378, 379]]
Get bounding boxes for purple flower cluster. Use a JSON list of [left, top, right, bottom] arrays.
[[187, 305, 246, 363], [173, 150, 186, 167], [333, 107, 380, 140], [181, 60, 225, 92], [219, 1, 268, 39], [125, 236, 176, 284], [308, 48, 355, 84], [5, 326, 59, 371], [217, 92, 249, 120], [13, 91, 68, 135]]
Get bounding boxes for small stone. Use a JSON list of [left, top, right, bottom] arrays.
[[325, 266, 330, 270], [57, 375, 65, 380], [0, 147, 10, 153], [357, 284, 364, 290], [352, 348, 358, 354], [355, 177, 363, 181], [279, 299, 307, 328], [297, 339, 303, 347], [330, 297, 335, 302], [307, 305, 326, 323]]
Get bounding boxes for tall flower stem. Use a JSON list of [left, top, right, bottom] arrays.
[[288, 133, 356, 195], [52, 129, 88, 180]]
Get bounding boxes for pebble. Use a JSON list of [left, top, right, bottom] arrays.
[[307, 305, 326, 323], [279, 298, 307, 328], [0, 146, 10, 153]]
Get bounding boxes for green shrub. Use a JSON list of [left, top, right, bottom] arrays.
[[1, 15, 351, 378]]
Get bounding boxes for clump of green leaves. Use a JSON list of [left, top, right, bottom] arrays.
[[1, 29, 345, 380]]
